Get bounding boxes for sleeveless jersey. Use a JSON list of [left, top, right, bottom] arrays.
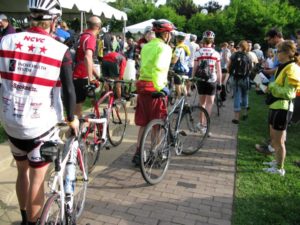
[[0, 30, 68, 139], [194, 47, 220, 83]]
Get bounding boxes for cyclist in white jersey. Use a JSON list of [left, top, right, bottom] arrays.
[[193, 30, 222, 135], [0, 0, 78, 224]]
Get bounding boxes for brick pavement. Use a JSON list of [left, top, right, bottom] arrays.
[[78, 98, 238, 225]]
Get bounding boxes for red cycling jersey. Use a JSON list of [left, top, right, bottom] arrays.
[[73, 30, 96, 79]]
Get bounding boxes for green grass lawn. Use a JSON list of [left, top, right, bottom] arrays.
[[232, 90, 300, 225]]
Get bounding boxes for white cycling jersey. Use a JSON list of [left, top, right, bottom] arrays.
[[0, 30, 68, 139], [194, 47, 220, 83]]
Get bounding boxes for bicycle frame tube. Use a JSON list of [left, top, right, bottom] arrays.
[[47, 140, 73, 221], [167, 96, 185, 143], [87, 118, 108, 142], [94, 91, 114, 118]]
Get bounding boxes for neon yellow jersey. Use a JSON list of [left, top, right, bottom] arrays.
[[139, 38, 172, 91]]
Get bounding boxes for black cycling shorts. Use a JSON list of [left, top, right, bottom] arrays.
[[174, 74, 184, 85], [196, 81, 216, 96], [268, 109, 293, 131], [222, 68, 228, 73], [102, 61, 120, 79], [73, 78, 88, 104]]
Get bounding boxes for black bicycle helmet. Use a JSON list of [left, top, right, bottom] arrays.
[[28, 0, 62, 20], [152, 19, 176, 33]]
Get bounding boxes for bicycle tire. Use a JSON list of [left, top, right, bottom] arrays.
[[139, 119, 171, 185], [80, 121, 100, 173], [72, 140, 88, 220], [39, 193, 65, 225], [108, 100, 128, 146], [182, 106, 210, 155], [226, 77, 233, 94], [216, 94, 222, 116]]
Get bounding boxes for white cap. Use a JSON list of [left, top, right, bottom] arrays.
[[0, 14, 8, 22]]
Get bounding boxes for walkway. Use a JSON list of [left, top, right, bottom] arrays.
[[78, 97, 238, 225]]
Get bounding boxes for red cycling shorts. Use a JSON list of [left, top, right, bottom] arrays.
[[135, 93, 167, 126]]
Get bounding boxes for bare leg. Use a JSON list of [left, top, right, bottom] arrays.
[[137, 126, 145, 149], [270, 127, 286, 169], [116, 82, 122, 100], [27, 164, 49, 222], [175, 84, 181, 99], [75, 103, 83, 118], [16, 160, 29, 210]]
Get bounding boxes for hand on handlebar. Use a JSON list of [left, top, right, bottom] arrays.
[[68, 117, 80, 137], [90, 79, 100, 88]]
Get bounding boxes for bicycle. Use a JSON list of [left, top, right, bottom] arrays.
[[139, 88, 210, 185], [82, 77, 133, 172], [167, 70, 198, 107], [37, 122, 93, 225]]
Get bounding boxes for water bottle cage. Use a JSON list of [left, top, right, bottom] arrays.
[[40, 142, 59, 162]]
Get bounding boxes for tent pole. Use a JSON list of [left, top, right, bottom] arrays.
[[123, 19, 126, 42], [80, 11, 83, 33]]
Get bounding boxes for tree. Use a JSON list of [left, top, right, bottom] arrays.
[[165, 0, 198, 19], [198, 0, 222, 14]]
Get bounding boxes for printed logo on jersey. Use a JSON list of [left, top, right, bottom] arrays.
[[9, 59, 16, 72]]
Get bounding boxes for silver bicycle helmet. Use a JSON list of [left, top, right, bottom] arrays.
[[202, 30, 215, 39], [28, 0, 62, 20]]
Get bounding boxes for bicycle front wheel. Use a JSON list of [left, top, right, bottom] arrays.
[[181, 106, 210, 155], [139, 119, 171, 185], [108, 100, 128, 146], [39, 193, 64, 225], [80, 121, 99, 173]]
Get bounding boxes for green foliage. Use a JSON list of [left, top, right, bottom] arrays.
[[111, 0, 300, 46], [153, 6, 186, 30], [166, 0, 198, 19]]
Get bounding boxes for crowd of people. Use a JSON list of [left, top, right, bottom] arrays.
[[0, 0, 300, 224]]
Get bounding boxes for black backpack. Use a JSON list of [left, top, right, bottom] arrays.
[[230, 52, 251, 79], [195, 53, 213, 81]]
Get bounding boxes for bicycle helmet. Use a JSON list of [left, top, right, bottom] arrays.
[[152, 19, 176, 33], [190, 34, 197, 42], [176, 31, 186, 41], [28, 0, 62, 20], [202, 30, 215, 39], [144, 26, 153, 34]]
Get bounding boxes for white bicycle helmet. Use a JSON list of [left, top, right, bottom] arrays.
[[28, 0, 62, 20], [202, 30, 215, 39], [144, 26, 152, 34]]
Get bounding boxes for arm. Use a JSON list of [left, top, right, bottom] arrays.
[[84, 49, 95, 81], [192, 59, 198, 77], [119, 56, 127, 80], [269, 73, 298, 100], [216, 60, 222, 85], [60, 50, 76, 122]]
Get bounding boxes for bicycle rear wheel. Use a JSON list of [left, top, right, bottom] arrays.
[[39, 193, 64, 225], [216, 94, 222, 116], [182, 106, 210, 155], [72, 141, 88, 220], [139, 119, 171, 185], [108, 100, 128, 146]]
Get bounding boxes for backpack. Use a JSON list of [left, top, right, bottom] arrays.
[[173, 48, 188, 74], [230, 52, 251, 79], [195, 53, 213, 82]]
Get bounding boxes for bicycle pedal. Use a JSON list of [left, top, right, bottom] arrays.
[[105, 145, 110, 150]]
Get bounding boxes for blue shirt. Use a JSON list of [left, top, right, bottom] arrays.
[[55, 28, 70, 43]]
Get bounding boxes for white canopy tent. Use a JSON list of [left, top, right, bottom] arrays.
[[125, 19, 155, 34]]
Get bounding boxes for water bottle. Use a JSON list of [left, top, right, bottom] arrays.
[[64, 139, 78, 194]]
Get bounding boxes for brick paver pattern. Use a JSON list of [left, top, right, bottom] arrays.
[[79, 98, 238, 225]]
